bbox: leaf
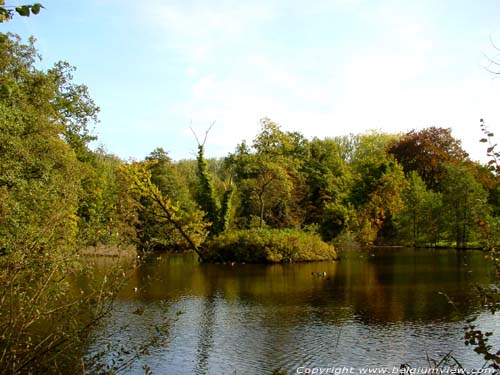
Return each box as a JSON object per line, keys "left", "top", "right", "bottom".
{"left": 15, "top": 6, "right": 30, "bottom": 17}
{"left": 31, "top": 3, "right": 42, "bottom": 15}
{"left": 488, "top": 133, "right": 495, "bottom": 137}
{"left": 480, "top": 138, "right": 488, "bottom": 143}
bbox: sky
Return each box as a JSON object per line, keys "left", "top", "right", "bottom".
{"left": 3, "top": 0, "right": 500, "bottom": 163}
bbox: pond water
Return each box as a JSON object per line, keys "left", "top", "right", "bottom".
{"left": 88, "top": 248, "right": 500, "bottom": 374}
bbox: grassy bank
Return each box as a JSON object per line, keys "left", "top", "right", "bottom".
{"left": 204, "top": 228, "right": 339, "bottom": 263}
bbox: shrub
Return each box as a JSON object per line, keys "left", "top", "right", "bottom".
{"left": 205, "top": 228, "right": 338, "bottom": 263}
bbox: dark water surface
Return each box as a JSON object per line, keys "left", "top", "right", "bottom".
{"left": 89, "top": 248, "right": 500, "bottom": 374}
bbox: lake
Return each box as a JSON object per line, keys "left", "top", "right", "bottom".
{"left": 87, "top": 247, "right": 500, "bottom": 374}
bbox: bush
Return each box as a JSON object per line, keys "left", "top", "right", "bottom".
{"left": 205, "top": 228, "right": 338, "bottom": 263}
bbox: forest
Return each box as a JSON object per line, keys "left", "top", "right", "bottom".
{"left": 2, "top": 33, "right": 500, "bottom": 260}
{"left": 2, "top": 30, "right": 500, "bottom": 373}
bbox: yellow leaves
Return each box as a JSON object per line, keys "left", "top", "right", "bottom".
{"left": 119, "top": 161, "right": 209, "bottom": 252}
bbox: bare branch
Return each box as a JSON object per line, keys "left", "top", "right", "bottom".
{"left": 190, "top": 121, "right": 216, "bottom": 147}
{"left": 202, "top": 121, "right": 216, "bottom": 146}
{"left": 482, "top": 35, "right": 500, "bottom": 76}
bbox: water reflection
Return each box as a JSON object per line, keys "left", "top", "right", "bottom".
{"left": 88, "top": 248, "right": 499, "bottom": 374}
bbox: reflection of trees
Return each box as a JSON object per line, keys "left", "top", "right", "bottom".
{"left": 194, "top": 296, "right": 216, "bottom": 375}
{"left": 91, "top": 249, "right": 491, "bottom": 327}
{"left": 89, "top": 251, "right": 488, "bottom": 328}
{"left": 342, "top": 248, "right": 487, "bottom": 324}
{"left": 85, "top": 249, "right": 496, "bottom": 372}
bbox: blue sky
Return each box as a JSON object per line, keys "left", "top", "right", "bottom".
{"left": 3, "top": 0, "right": 500, "bottom": 162}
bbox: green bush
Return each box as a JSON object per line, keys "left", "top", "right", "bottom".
{"left": 205, "top": 228, "right": 338, "bottom": 263}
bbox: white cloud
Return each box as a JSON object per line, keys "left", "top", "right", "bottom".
{"left": 123, "top": 0, "right": 500, "bottom": 163}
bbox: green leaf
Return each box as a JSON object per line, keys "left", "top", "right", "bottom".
{"left": 31, "top": 3, "right": 43, "bottom": 15}
{"left": 480, "top": 138, "right": 488, "bottom": 143}
{"left": 488, "top": 132, "right": 495, "bottom": 137}
{"left": 15, "top": 6, "right": 30, "bottom": 17}
{"left": 0, "top": 7, "right": 10, "bottom": 20}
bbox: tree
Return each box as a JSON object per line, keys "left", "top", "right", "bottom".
{"left": 300, "top": 137, "right": 353, "bottom": 240}
{"left": 121, "top": 161, "right": 209, "bottom": 258}
{"left": 349, "top": 132, "right": 407, "bottom": 245}
{"left": 0, "top": 33, "right": 112, "bottom": 373}
{"left": 441, "top": 164, "right": 489, "bottom": 248}
{"left": 191, "top": 125, "right": 233, "bottom": 236}
{"left": 227, "top": 119, "right": 305, "bottom": 229}
{"left": 0, "top": 34, "right": 98, "bottom": 255}
{"left": 388, "top": 127, "right": 469, "bottom": 191}
{"left": 132, "top": 148, "right": 199, "bottom": 251}
{"left": 396, "top": 171, "right": 443, "bottom": 246}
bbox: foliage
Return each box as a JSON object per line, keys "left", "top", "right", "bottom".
{"left": 205, "top": 228, "right": 338, "bottom": 263}
{"left": 388, "top": 127, "right": 469, "bottom": 191}
{"left": 133, "top": 148, "right": 198, "bottom": 251}
{"left": 480, "top": 118, "right": 500, "bottom": 175}
{"left": 195, "top": 144, "right": 221, "bottom": 231}
{"left": 348, "top": 132, "right": 407, "bottom": 245}
{"left": 226, "top": 119, "right": 305, "bottom": 230}
{"left": 120, "top": 161, "right": 209, "bottom": 258}
{"left": 0, "top": 33, "right": 132, "bottom": 374}
{"left": 441, "top": 164, "right": 489, "bottom": 248}
{"left": 0, "top": 2, "right": 43, "bottom": 23}
{"left": 191, "top": 125, "right": 233, "bottom": 236}
{"left": 461, "top": 120, "right": 500, "bottom": 370}
{"left": 0, "top": 34, "right": 96, "bottom": 256}
{"left": 77, "top": 148, "right": 138, "bottom": 247}
{"left": 300, "top": 137, "right": 353, "bottom": 240}
{"left": 396, "top": 171, "right": 443, "bottom": 246}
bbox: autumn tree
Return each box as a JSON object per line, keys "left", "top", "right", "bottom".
{"left": 388, "top": 127, "right": 469, "bottom": 191}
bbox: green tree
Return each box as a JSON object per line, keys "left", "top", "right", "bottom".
{"left": 441, "top": 164, "right": 489, "bottom": 248}
{"left": 121, "top": 161, "right": 209, "bottom": 258}
{"left": 396, "top": 171, "right": 443, "bottom": 246}
{"left": 0, "top": 34, "right": 97, "bottom": 255}
{"left": 133, "top": 148, "right": 199, "bottom": 251}
{"left": 300, "top": 137, "right": 353, "bottom": 240}
{"left": 191, "top": 126, "right": 233, "bottom": 236}
{"left": 349, "top": 132, "right": 407, "bottom": 245}
{"left": 0, "top": 34, "right": 115, "bottom": 373}
{"left": 227, "top": 119, "right": 305, "bottom": 229}
{"left": 77, "top": 148, "right": 138, "bottom": 247}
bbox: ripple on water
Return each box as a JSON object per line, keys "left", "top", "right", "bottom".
{"left": 89, "top": 249, "right": 500, "bottom": 374}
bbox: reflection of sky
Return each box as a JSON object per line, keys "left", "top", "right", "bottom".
{"left": 88, "top": 249, "right": 500, "bottom": 374}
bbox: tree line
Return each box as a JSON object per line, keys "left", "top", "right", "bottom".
{"left": 2, "top": 35, "right": 498, "bottom": 260}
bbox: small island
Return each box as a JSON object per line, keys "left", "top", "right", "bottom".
{"left": 204, "top": 228, "right": 338, "bottom": 263}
